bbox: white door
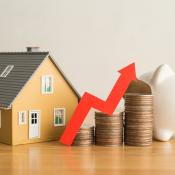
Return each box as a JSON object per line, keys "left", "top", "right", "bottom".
{"left": 29, "top": 110, "right": 40, "bottom": 139}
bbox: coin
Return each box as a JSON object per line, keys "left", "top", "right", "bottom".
{"left": 95, "top": 112, "right": 123, "bottom": 146}
{"left": 124, "top": 93, "right": 153, "bottom": 147}
{"left": 72, "top": 126, "right": 94, "bottom": 146}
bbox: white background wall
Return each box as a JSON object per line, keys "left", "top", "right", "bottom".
{"left": 0, "top": 0, "right": 175, "bottom": 122}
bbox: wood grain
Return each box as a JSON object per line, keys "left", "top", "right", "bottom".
{"left": 0, "top": 140, "right": 175, "bottom": 175}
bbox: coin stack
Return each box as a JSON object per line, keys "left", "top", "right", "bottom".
{"left": 124, "top": 93, "right": 153, "bottom": 146}
{"left": 72, "top": 125, "right": 94, "bottom": 146}
{"left": 95, "top": 112, "right": 123, "bottom": 146}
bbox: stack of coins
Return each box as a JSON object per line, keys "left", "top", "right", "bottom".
{"left": 124, "top": 93, "right": 153, "bottom": 146}
{"left": 95, "top": 112, "right": 123, "bottom": 146}
{"left": 72, "top": 125, "right": 94, "bottom": 146}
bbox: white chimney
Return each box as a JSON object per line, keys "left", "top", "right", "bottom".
{"left": 26, "top": 47, "right": 40, "bottom": 52}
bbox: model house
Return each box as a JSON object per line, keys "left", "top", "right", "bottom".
{"left": 0, "top": 47, "right": 80, "bottom": 145}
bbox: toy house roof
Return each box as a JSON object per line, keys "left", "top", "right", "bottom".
{"left": 0, "top": 52, "right": 80, "bottom": 108}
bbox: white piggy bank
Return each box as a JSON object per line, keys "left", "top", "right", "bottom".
{"left": 140, "top": 64, "right": 175, "bottom": 141}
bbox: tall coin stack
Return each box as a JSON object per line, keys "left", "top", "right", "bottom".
{"left": 72, "top": 125, "right": 94, "bottom": 146}
{"left": 124, "top": 93, "right": 153, "bottom": 146}
{"left": 95, "top": 112, "right": 123, "bottom": 146}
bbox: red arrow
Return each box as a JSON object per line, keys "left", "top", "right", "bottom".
{"left": 60, "top": 63, "right": 136, "bottom": 145}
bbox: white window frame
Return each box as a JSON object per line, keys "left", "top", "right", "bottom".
{"left": 0, "top": 65, "right": 14, "bottom": 77}
{"left": 41, "top": 75, "right": 54, "bottom": 94}
{"left": 54, "top": 108, "right": 66, "bottom": 126}
{"left": 18, "top": 111, "right": 27, "bottom": 125}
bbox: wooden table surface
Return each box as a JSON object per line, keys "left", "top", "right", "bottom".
{"left": 0, "top": 140, "right": 175, "bottom": 175}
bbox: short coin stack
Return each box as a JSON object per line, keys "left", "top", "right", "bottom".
{"left": 124, "top": 93, "right": 153, "bottom": 146}
{"left": 95, "top": 112, "right": 123, "bottom": 146}
{"left": 72, "top": 125, "right": 94, "bottom": 146}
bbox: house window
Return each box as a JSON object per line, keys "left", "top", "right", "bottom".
{"left": 54, "top": 108, "right": 65, "bottom": 126}
{"left": 0, "top": 65, "right": 14, "bottom": 77}
{"left": 42, "top": 75, "right": 53, "bottom": 94}
{"left": 18, "top": 111, "right": 27, "bottom": 125}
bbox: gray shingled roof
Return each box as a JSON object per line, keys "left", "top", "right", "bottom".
{"left": 0, "top": 52, "right": 80, "bottom": 108}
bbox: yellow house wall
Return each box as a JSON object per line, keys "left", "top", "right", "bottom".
{"left": 0, "top": 109, "right": 12, "bottom": 145}
{"left": 12, "top": 57, "right": 78, "bottom": 145}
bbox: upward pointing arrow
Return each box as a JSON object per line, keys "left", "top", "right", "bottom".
{"left": 60, "top": 63, "right": 136, "bottom": 145}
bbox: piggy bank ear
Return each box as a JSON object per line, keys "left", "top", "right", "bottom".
{"left": 140, "top": 72, "right": 153, "bottom": 84}
{"left": 151, "top": 64, "right": 175, "bottom": 87}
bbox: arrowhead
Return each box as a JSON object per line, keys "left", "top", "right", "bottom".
{"left": 118, "top": 63, "right": 136, "bottom": 80}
